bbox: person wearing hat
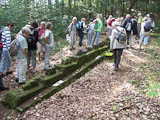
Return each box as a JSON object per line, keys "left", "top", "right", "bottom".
{"left": 110, "top": 21, "right": 127, "bottom": 71}
{"left": 68, "top": 17, "right": 77, "bottom": 50}
{"left": 146, "top": 14, "right": 152, "bottom": 23}
{"left": 137, "top": 13, "right": 143, "bottom": 38}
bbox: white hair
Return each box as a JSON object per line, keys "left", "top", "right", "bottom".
{"left": 21, "top": 27, "right": 31, "bottom": 34}
{"left": 24, "top": 24, "right": 31, "bottom": 28}
{"left": 126, "top": 14, "right": 131, "bottom": 18}
{"left": 109, "top": 15, "right": 113, "bottom": 18}
{"left": 97, "top": 14, "right": 102, "bottom": 18}
{"left": 138, "top": 13, "right": 142, "bottom": 16}
{"left": 40, "top": 21, "right": 46, "bottom": 25}
{"left": 72, "top": 17, "right": 77, "bottom": 21}
{"left": 112, "top": 21, "right": 120, "bottom": 27}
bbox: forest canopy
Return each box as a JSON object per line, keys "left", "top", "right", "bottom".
{"left": 0, "top": 0, "right": 160, "bottom": 38}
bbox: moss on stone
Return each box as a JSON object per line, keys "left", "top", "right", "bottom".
{"left": 22, "top": 75, "right": 43, "bottom": 90}
{"left": 43, "top": 72, "right": 65, "bottom": 87}
{"left": 3, "top": 89, "right": 22, "bottom": 109}
{"left": 45, "top": 67, "right": 56, "bottom": 76}
{"left": 54, "top": 62, "right": 79, "bottom": 74}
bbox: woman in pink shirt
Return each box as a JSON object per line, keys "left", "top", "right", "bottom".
{"left": 37, "top": 22, "right": 46, "bottom": 60}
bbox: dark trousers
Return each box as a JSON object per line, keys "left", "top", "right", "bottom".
{"left": 114, "top": 49, "right": 123, "bottom": 68}
{"left": 77, "top": 30, "right": 84, "bottom": 46}
{"left": 0, "top": 78, "right": 4, "bottom": 88}
{"left": 126, "top": 33, "right": 131, "bottom": 45}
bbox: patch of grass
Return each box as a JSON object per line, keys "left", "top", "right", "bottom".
{"left": 139, "top": 37, "right": 160, "bottom": 98}
{"left": 131, "top": 80, "right": 140, "bottom": 87}
{"left": 112, "top": 104, "right": 119, "bottom": 111}
{"left": 140, "top": 63, "right": 147, "bottom": 69}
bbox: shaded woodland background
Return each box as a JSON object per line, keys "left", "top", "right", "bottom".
{"left": 0, "top": 0, "right": 160, "bottom": 38}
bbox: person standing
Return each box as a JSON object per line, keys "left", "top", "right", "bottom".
{"left": 130, "top": 16, "right": 138, "bottom": 48}
{"left": 27, "top": 21, "right": 39, "bottom": 72}
{"left": 122, "top": 14, "right": 132, "bottom": 48}
{"left": 91, "top": 14, "right": 103, "bottom": 46}
{"left": 0, "top": 22, "right": 14, "bottom": 78}
{"left": 76, "top": 18, "right": 86, "bottom": 47}
{"left": 16, "top": 27, "right": 31, "bottom": 84}
{"left": 139, "top": 17, "right": 151, "bottom": 51}
{"left": 110, "top": 22, "right": 127, "bottom": 71}
{"left": 137, "top": 13, "right": 143, "bottom": 38}
{"left": 37, "top": 21, "right": 46, "bottom": 61}
{"left": 44, "top": 22, "right": 54, "bottom": 70}
{"left": 87, "top": 20, "right": 96, "bottom": 47}
{"left": 105, "top": 15, "right": 112, "bottom": 36}
{"left": 146, "top": 14, "right": 152, "bottom": 23}
{"left": 69, "top": 17, "right": 77, "bottom": 50}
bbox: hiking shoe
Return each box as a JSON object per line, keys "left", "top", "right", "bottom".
{"left": 19, "top": 82, "right": 26, "bottom": 85}
{"left": 6, "top": 71, "right": 13, "bottom": 76}
{"left": 0, "top": 74, "right": 5, "bottom": 79}
{"left": 114, "top": 67, "right": 118, "bottom": 71}
{"left": 15, "top": 78, "right": 19, "bottom": 82}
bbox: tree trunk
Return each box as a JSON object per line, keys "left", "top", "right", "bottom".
{"left": 128, "top": 0, "right": 138, "bottom": 14}
{"left": 111, "top": 0, "right": 114, "bottom": 15}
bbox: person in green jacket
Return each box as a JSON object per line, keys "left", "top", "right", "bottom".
{"left": 137, "top": 13, "right": 143, "bottom": 38}
{"left": 91, "top": 14, "right": 103, "bottom": 46}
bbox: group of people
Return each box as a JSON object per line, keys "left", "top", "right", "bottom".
{"left": 107, "top": 13, "right": 153, "bottom": 71}
{"left": 67, "top": 14, "right": 103, "bottom": 50}
{"left": 0, "top": 21, "right": 54, "bottom": 91}
{"left": 0, "top": 12, "right": 154, "bottom": 91}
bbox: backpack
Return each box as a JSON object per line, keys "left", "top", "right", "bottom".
{"left": 39, "top": 32, "right": 46, "bottom": 45}
{"left": 76, "top": 21, "right": 83, "bottom": 30}
{"left": 125, "top": 22, "right": 132, "bottom": 32}
{"left": 10, "top": 38, "right": 19, "bottom": 56}
{"left": 27, "top": 29, "right": 36, "bottom": 42}
{"left": 94, "top": 23, "right": 99, "bottom": 29}
{"left": 108, "top": 19, "right": 115, "bottom": 26}
{"left": 115, "top": 28, "right": 127, "bottom": 44}
{"left": 144, "top": 22, "right": 151, "bottom": 32}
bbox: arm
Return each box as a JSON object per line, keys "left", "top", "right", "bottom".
{"left": 19, "top": 39, "right": 28, "bottom": 57}
{"left": 2, "top": 30, "right": 11, "bottom": 50}
{"left": 110, "top": 30, "right": 115, "bottom": 50}
{"left": 122, "top": 19, "right": 127, "bottom": 28}
{"left": 68, "top": 23, "right": 72, "bottom": 36}
{"left": 140, "top": 22, "right": 145, "bottom": 35}
{"left": 44, "top": 31, "right": 50, "bottom": 45}
{"left": 22, "top": 48, "right": 28, "bottom": 57}
{"left": 45, "top": 37, "right": 50, "bottom": 45}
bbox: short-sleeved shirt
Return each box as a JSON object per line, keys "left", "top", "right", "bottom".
{"left": 16, "top": 34, "right": 28, "bottom": 59}
{"left": 45, "top": 29, "right": 54, "bottom": 47}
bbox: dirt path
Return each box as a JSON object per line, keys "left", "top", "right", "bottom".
{"left": 2, "top": 37, "right": 159, "bottom": 120}
{"left": 0, "top": 35, "right": 107, "bottom": 119}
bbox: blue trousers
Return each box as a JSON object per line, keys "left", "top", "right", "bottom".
{"left": 77, "top": 30, "right": 84, "bottom": 46}
{"left": 91, "top": 31, "right": 101, "bottom": 46}
{"left": 0, "top": 50, "right": 11, "bottom": 72}
{"left": 139, "top": 34, "right": 149, "bottom": 46}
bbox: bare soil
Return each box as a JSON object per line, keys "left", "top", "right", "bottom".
{"left": 1, "top": 37, "right": 160, "bottom": 120}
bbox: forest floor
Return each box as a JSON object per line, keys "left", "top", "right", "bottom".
{"left": 1, "top": 35, "right": 160, "bottom": 120}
